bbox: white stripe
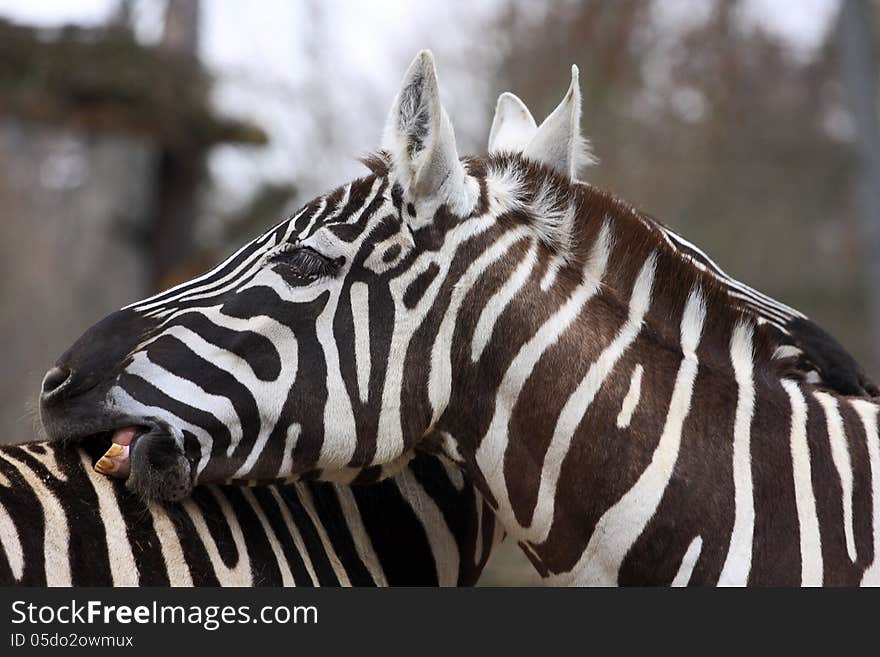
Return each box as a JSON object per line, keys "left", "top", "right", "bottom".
{"left": 616, "top": 364, "right": 644, "bottom": 429}
{"left": 539, "top": 252, "right": 566, "bottom": 291}
{"left": 782, "top": 379, "right": 823, "bottom": 586}
{"left": 278, "top": 423, "right": 301, "bottom": 480}
{"left": 282, "top": 205, "right": 318, "bottom": 241}
{"left": 80, "top": 454, "right": 139, "bottom": 586}
{"left": 523, "top": 253, "right": 656, "bottom": 545}
{"left": 241, "top": 488, "right": 295, "bottom": 586}
{"left": 4, "top": 451, "right": 71, "bottom": 586}
{"left": 147, "top": 307, "right": 300, "bottom": 479}
{"left": 558, "top": 288, "right": 706, "bottom": 586}
{"left": 343, "top": 178, "right": 383, "bottom": 225}
{"left": 128, "top": 239, "right": 263, "bottom": 311}
{"left": 671, "top": 536, "right": 703, "bottom": 587}
{"left": 301, "top": 196, "right": 328, "bottom": 240}
{"left": 718, "top": 322, "right": 756, "bottom": 586}
{"left": 350, "top": 282, "right": 372, "bottom": 404}
{"left": 182, "top": 487, "right": 252, "bottom": 586}
{"left": 663, "top": 227, "right": 803, "bottom": 319}
{"left": 25, "top": 445, "right": 68, "bottom": 482}
{"left": 773, "top": 344, "right": 802, "bottom": 360}
{"left": 727, "top": 291, "right": 793, "bottom": 325}
{"left": 164, "top": 256, "right": 270, "bottom": 308}
{"left": 334, "top": 487, "right": 388, "bottom": 586}
{"left": 138, "top": 203, "right": 314, "bottom": 312}
{"left": 471, "top": 240, "right": 538, "bottom": 363}
{"left": 476, "top": 221, "right": 611, "bottom": 508}
{"left": 296, "top": 486, "right": 351, "bottom": 586}
{"left": 396, "top": 469, "right": 460, "bottom": 586}
{"left": 146, "top": 503, "right": 193, "bottom": 586}
{"left": 270, "top": 487, "right": 319, "bottom": 585}
{"left": 0, "top": 493, "right": 23, "bottom": 581}
{"left": 315, "top": 283, "right": 358, "bottom": 470}
{"left": 429, "top": 228, "right": 529, "bottom": 425}
{"left": 850, "top": 399, "right": 880, "bottom": 585}
{"left": 814, "top": 391, "right": 857, "bottom": 563}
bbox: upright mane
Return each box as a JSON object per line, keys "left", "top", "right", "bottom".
{"left": 478, "top": 152, "right": 786, "bottom": 373}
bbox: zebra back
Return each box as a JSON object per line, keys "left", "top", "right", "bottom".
{"left": 0, "top": 439, "right": 499, "bottom": 586}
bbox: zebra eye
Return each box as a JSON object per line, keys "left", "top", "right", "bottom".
{"left": 267, "top": 245, "right": 343, "bottom": 284}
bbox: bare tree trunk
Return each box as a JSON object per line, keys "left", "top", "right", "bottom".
{"left": 837, "top": 0, "right": 880, "bottom": 365}
{"left": 152, "top": 0, "right": 202, "bottom": 290}
{"left": 161, "top": 0, "right": 200, "bottom": 60}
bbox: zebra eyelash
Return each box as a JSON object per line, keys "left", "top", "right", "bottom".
{"left": 262, "top": 242, "right": 343, "bottom": 283}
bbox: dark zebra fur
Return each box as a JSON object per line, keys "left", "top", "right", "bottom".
{"left": 0, "top": 439, "right": 499, "bottom": 586}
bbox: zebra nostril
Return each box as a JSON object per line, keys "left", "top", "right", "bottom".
{"left": 41, "top": 366, "right": 71, "bottom": 397}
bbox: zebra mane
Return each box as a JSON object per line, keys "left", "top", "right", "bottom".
{"left": 357, "top": 149, "right": 785, "bottom": 372}
{"left": 359, "top": 151, "right": 392, "bottom": 177}
{"left": 477, "top": 152, "right": 785, "bottom": 370}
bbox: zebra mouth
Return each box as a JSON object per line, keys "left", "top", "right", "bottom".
{"left": 94, "top": 425, "right": 148, "bottom": 479}
{"left": 87, "top": 419, "right": 194, "bottom": 502}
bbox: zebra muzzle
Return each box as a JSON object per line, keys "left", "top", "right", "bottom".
{"left": 94, "top": 426, "right": 138, "bottom": 479}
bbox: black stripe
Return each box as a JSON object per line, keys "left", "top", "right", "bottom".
{"left": 171, "top": 312, "right": 282, "bottom": 381}
{"left": 307, "top": 483, "right": 375, "bottom": 586}
{"left": 353, "top": 477, "right": 438, "bottom": 586}
{"left": 251, "top": 486, "right": 315, "bottom": 586}
{"left": 275, "top": 486, "right": 340, "bottom": 585}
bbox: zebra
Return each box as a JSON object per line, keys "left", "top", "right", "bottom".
{"left": 39, "top": 51, "right": 879, "bottom": 585}
{"left": 0, "top": 437, "right": 498, "bottom": 585}
{"left": 488, "top": 89, "right": 878, "bottom": 398}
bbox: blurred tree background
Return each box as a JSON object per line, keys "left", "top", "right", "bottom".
{"left": 0, "top": 0, "right": 878, "bottom": 585}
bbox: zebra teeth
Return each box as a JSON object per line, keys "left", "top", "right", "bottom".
{"left": 95, "top": 443, "right": 131, "bottom": 479}
{"left": 104, "top": 443, "right": 126, "bottom": 458}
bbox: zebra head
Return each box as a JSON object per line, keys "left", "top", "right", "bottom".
{"left": 39, "top": 51, "right": 586, "bottom": 501}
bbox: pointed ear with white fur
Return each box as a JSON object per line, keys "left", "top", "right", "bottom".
{"left": 523, "top": 65, "right": 595, "bottom": 179}
{"left": 488, "top": 92, "right": 537, "bottom": 154}
{"left": 382, "top": 51, "right": 471, "bottom": 217}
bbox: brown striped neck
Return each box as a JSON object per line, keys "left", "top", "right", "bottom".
{"left": 429, "top": 155, "right": 859, "bottom": 584}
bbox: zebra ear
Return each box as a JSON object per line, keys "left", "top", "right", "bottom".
{"left": 488, "top": 92, "right": 537, "bottom": 154}
{"left": 382, "top": 51, "right": 472, "bottom": 217}
{"left": 523, "top": 65, "right": 595, "bottom": 179}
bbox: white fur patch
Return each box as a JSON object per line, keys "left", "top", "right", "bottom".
{"left": 616, "top": 364, "right": 644, "bottom": 429}
{"left": 81, "top": 453, "right": 139, "bottom": 586}
{"left": 782, "top": 379, "right": 823, "bottom": 586}
{"left": 718, "top": 321, "right": 756, "bottom": 586}
{"left": 850, "top": 398, "right": 880, "bottom": 585}
{"left": 814, "top": 391, "right": 857, "bottom": 563}
{"left": 0, "top": 496, "right": 23, "bottom": 581}
{"left": 350, "top": 282, "right": 372, "bottom": 404}
{"left": 671, "top": 536, "right": 703, "bottom": 587}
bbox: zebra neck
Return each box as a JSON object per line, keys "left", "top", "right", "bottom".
{"left": 429, "top": 183, "right": 880, "bottom": 584}
{"left": 442, "top": 274, "right": 880, "bottom": 584}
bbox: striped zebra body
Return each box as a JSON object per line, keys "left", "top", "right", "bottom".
{"left": 442, "top": 203, "right": 880, "bottom": 585}
{"left": 0, "top": 440, "right": 498, "bottom": 586}
{"left": 37, "top": 52, "right": 878, "bottom": 586}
